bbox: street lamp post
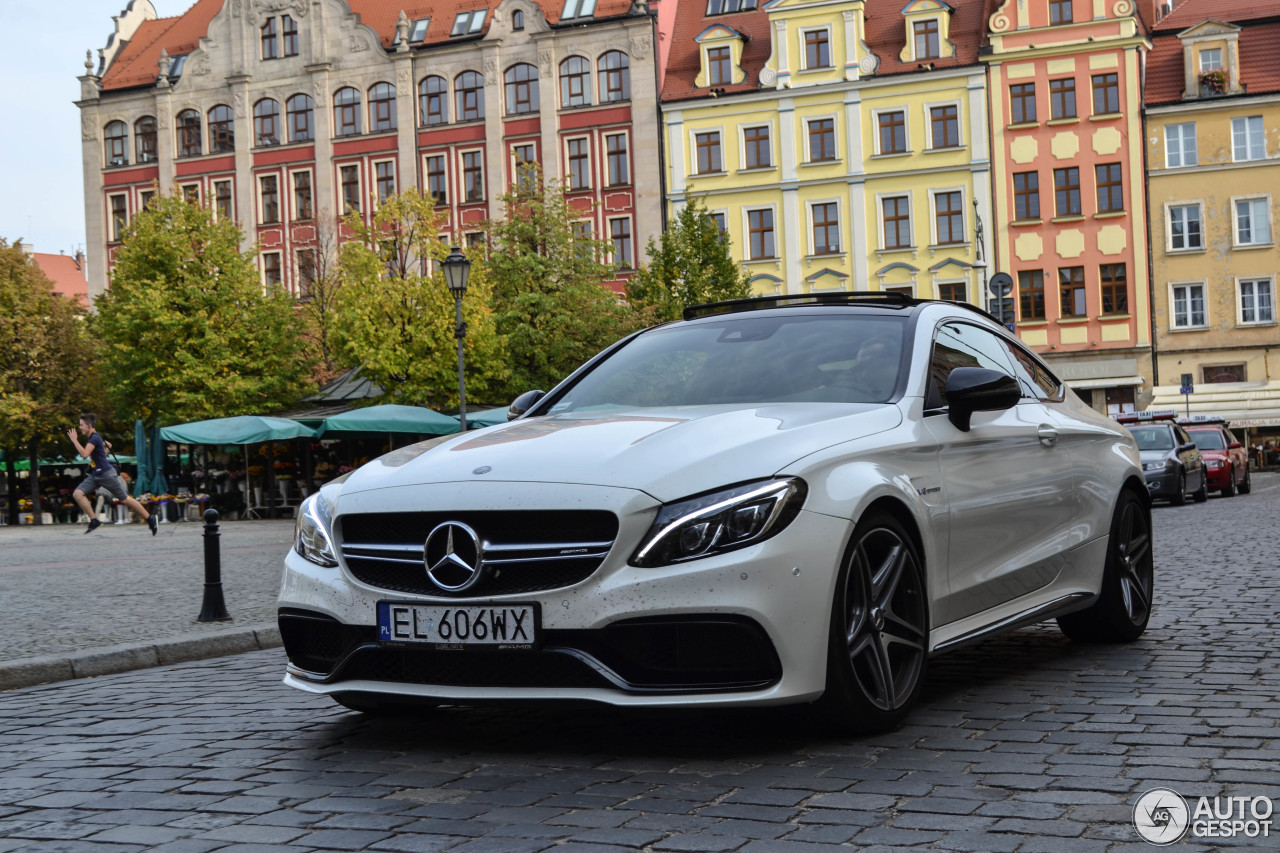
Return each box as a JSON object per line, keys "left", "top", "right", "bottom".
{"left": 442, "top": 246, "right": 472, "bottom": 431}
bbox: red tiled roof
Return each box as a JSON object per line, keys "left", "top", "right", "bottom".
{"left": 100, "top": 0, "right": 635, "bottom": 92}
{"left": 1145, "top": 0, "right": 1280, "bottom": 106}
{"left": 31, "top": 253, "right": 90, "bottom": 304}
{"left": 1154, "top": 0, "right": 1280, "bottom": 31}
{"left": 863, "top": 0, "right": 989, "bottom": 78}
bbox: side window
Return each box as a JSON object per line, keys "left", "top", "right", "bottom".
{"left": 1004, "top": 342, "right": 1062, "bottom": 400}
{"left": 925, "top": 322, "right": 1016, "bottom": 409}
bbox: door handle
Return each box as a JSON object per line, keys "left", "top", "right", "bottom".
{"left": 1038, "top": 424, "right": 1059, "bottom": 446}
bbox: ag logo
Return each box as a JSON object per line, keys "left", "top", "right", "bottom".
{"left": 1134, "top": 787, "right": 1189, "bottom": 845}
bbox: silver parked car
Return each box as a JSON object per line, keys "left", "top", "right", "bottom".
{"left": 280, "top": 294, "right": 1153, "bottom": 732}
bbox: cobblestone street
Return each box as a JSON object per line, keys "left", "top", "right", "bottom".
{"left": 0, "top": 479, "right": 1277, "bottom": 851}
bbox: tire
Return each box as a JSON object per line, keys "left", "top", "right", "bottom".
{"left": 1171, "top": 471, "right": 1186, "bottom": 505}
{"left": 333, "top": 692, "right": 438, "bottom": 716}
{"left": 1057, "top": 490, "right": 1153, "bottom": 643}
{"left": 1222, "top": 465, "right": 1236, "bottom": 497}
{"left": 1239, "top": 465, "right": 1252, "bottom": 495}
{"left": 1193, "top": 472, "right": 1208, "bottom": 503}
{"left": 817, "top": 511, "right": 928, "bottom": 734}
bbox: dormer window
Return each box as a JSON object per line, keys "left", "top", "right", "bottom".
{"left": 914, "top": 20, "right": 939, "bottom": 60}
{"left": 804, "top": 29, "right": 831, "bottom": 70}
{"left": 563, "top": 0, "right": 598, "bottom": 20}
{"left": 1199, "top": 48, "right": 1222, "bottom": 71}
{"left": 706, "top": 0, "right": 757, "bottom": 14}
{"left": 168, "top": 54, "right": 187, "bottom": 81}
{"left": 410, "top": 18, "right": 429, "bottom": 42}
{"left": 708, "top": 46, "right": 732, "bottom": 85}
{"left": 451, "top": 10, "right": 486, "bottom": 36}
{"left": 512, "top": 10, "right": 524, "bottom": 30}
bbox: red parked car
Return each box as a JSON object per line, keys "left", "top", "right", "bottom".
{"left": 1180, "top": 416, "right": 1251, "bottom": 497}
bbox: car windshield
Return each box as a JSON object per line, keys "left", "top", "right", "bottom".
{"left": 546, "top": 314, "right": 908, "bottom": 413}
{"left": 1187, "top": 429, "right": 1226, "bottom": 451}
{"left": 1128, "top": 425, "right": 1175, "bottom": 451}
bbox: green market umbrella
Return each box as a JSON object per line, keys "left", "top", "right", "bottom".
{"left": 150, "top": 425, "right": 169, "bottom": 497}
{"left": 459, "top": 407, "right": 510, "bottom": 429}
{"left": 316, "top": 405, "right": 460, "bottom": 437}
{"left": 133, "top": 419, "right": 153, "bottom": 497}
{"left": 160, "top": 415, "right": 316, "bottom": 445}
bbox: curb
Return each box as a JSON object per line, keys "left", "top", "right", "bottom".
{"left": 0, "top": 624, "right": 283, "bottom": 692}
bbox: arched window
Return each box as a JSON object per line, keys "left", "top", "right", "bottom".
{"left": 334, "top": 87, "right": 361, "bottom": 136}
{"left": 513, "top": 10, "right": 525, "bottom": 30}
{"left": 368, "top": 82, "right": 396, "bottom": 133}
{"left": 455, "top": 71, "right": 484, "bottom": 122}
{"left": 135, "top": 116, "right": 157, "bottom": 163}
{"left": 208, "top": 104, "right": 234, "bottom": 152}
{"left": 254, "top": 99, "right": 280, "bottom": 146}
{"left": 419, "top": 75, "right": 448, "bottom": 126}
{"left": 286, "top": 93, "right": 313, "bottom": 142}
{"left": 104, "top": 120, "right": 128, "bottom": 167}
{"left": 504, "top": 63, "right": 539, "bottom": 115}
{"left": 560, "top": 56, "right": 591, "bottom": 108}
{"left": 177, "top": 109, "right": 201, "bottom": 157}
{"left": 599, "top": 51, "right": 630, "bottom": 103}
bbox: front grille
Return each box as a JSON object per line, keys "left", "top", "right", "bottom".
{"left": 332, "top": 645, "right": 612, "bottom": 689}
{"left": 338, "top": 510, "right": 619, "bottom": 597}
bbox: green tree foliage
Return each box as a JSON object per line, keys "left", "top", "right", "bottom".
{"left": 295, "top": 209, "right": 348, "bottom": 384}
{"left": 332, "top": 190, "right": 506, "bottom": 408}
{"left": 94, "top": 192, "right": 311, "bottom": 424}
{"left": 483, "top": 166, "right": 642, "bottom": 396}
{"left": 627, "top": 196, "right": 751, "bottom": 324}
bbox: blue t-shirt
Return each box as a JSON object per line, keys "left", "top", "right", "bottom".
{"left": 86, "top": 433, "right": 113, "bottom": 475}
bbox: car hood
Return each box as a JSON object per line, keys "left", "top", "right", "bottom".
{"left": 337, "top": 404, "right": 902, "bottom": 503}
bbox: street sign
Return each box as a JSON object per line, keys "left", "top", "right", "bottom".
{"left": 988, "top": 271, "right": 1014, "bottom": 298}
{"left": 987, "top": 296, "right": 1014, "bottom": 318}
{"left": 1180, "top": 373, "right": 1194, "bottom": 395}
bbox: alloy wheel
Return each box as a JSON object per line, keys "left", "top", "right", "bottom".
{"left": 1114, "top": 498, "right": 1153, "bottom": 626}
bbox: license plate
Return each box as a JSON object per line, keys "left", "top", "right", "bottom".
{"left": 377, "top": 602, "right": 539, "bottom": 650}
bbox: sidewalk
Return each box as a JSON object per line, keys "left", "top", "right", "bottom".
{"left": 0, "top": 516, "right": 295, "bottom": 691}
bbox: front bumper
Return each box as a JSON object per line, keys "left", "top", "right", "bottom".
{"left": 1143, "top": 466, "right": 1181, "bottom": 499}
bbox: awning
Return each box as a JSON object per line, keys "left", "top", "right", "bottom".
{"left": 1149, "top": 381, "right": 1280, "bottom": 428}
{"left": 317, "top": 404, "right": 460, "bottom": 437}
{"left": 1065, "top": 375, "right": 1146, "bottom": 391}
{"left": 160, "top": 416, "right": 317, "bottom": 445}
{"left": 460, "top": 407, "right": 510, "bottom": 429}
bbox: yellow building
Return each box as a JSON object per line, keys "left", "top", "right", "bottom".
{"left": 1145, "top": 4, "right": 1280, "bottom": 441}
{"left": 660, "top": 0, "right": 993, "bottom": 304}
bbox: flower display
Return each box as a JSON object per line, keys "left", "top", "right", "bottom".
{"left": 1199, "top": 69, "right": 1227, "bottom": 94}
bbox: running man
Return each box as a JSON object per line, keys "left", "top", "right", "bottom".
{"left": 67, "top": 413, "right": 157, "bottom": 535}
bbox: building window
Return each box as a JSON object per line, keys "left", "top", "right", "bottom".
{"left": 177, "top": 110, "right": 201, "bottom": 157}
{"left": 1014, "top": 171, "right": 1040, "bottom": 220}
{"left": 1049, "top": 0, "right": 1072, "bottom": 24}
{"left": 426, "top": 154, "right": 447, "bottom": 205}
{"left": 286, "top": 94, "right": 313, "bottom": 143}
{"left": 511, "top": 143, "right": 536, "bottom": 194}
{"left": 369, "top": 83, "right": 396, "bottom": 133}
{"left": 505, "top": 63, "right": 539, "bottom": 115}
{"left": 804, "top": 30, "right": 830, "bottom": 69}
{"left": 134, "top": 116, "right": 156, "bottom": 163}
{"left": 1232, "top": 116, "right": 1264, "bottom": 161}
{"left": 563, "top": 0, "right": 598, "bottom": 20}
{"left": 1010, "top": 83, "right": 1036, "bottom": 124}
{"left": 456, "top": 71, "right": 484, "bottom": 122}
{"left": 292, "top": 171, "right": 312, "bottom": 220}
{"left": 706, "top": 0, "right": 758, "bottom": 12}
{"left": 282, "top": 15, "right": 298, "bottom": 56}
{"left": 205, "top": 105, "right": 233, "bottom": 153}
{"left": 934, "top": 191, "right": 963, "bottom": 245}
{"left": 567, "top": 138, "right": 590, "bottom": 190}
{"left": 914, "top": 20, "right": 939, "bottom": 59}
{"left": 1169, "top": 203, "right": 1202, "bottom": 251}
{"left": 1199, "top": 48, "right": 1222, "bottom": 71}
{"left": 747, "top": 208, "right": 775, "bottom": 259}
{"left": 214, "top": 180, "right": 232, "bottom": 220}
{"left": 560, "top": 57, "right": 591, "bottom": 108}
{"left": 109, "top": 194, "right": 127, "bottom": 242}
{"left": 812, "top": 202, "right": 839, "bottom": 255}
{"left": 254, "top": 99, "right": 280, "bottom": 147}
{"left": 104, "top": 121, "right": 128, "bottom": 167}
{"left": 935, "top": 282, "right": 963, "bottom": 302}
{"left": 140, "top": 190, "right": 156, "bottom": 211}
{"left": 1096, "top": 163, "right": 1123, "bottom": 213}
{"left": 929, "top": 105, "right": 959, "bottom": 149}
{"left": 710, "top": 212, "right": 727, "bottom": 235}
{"left": 451, "top": 9, "right": 486, "bottom": 35}
{"left": 1166, "top": 122, "right": 1196, "bottom": 167}
{"left": 1059, "top": 267, "right": 1085, "bottom": 317}
{"left": 419, "top": 76, "right": 448, "bottom": 125}
{"left": 462, "top": 151, "right": 484, "bottom": 202}
{"left": 707, "top": 46, "right": 731, "bottom": 86}
{"left": 260, "top": 174, "right": 280, "bottom": 224}
{"left": 181, "top": 183, "right": 200, "bottom": 204}
{"left": 262, "top": 252, "right": 282, "bottom": 289}
{"left": 1172, "top": 282, "right": 1206, "bottom": 328}
{"left": 340, "top": 164, "right": 360, "bottom": 212}
{"left": 1235, "top": 197, "right": 1271, "bottom": 246}
{"left": 334, "top": 87, "right": 361, "bottom": 137}
{"left": 878, "top": 111, "right": 906, "bottom": 154}
{"left": 1239, "top": 278, "right": 1275, "bottom": 324}
{"left": 261, "top": 18, "right": 277, "bottom": 60}
{"left": 610, "top": 218, "right": 633, "bottom": 268}
{"left": 1049, "top": 78, "right": 1076, "bottom": 119}
{"left": 1092, "top": 73, "right": 1119, "bottom": 115}
{"left": 599, "top": 51, "right": 630, "bottom": 102}
{"left": 808, "top": 118, "right": 836, "bottom": 161}
{"left": 606, "top": 133, "right": 629, "bottom": 186}
{"left": 695, "top": 131, "right": 722, "bottom": 173}
{"left": 375, "top": 161, "right": 395, "bottom": 203}
{"left": 1019, "top": 269, "right": 1045, "bottom": 320}
{"left": 882, "top": 196, "right": 911, "bottom": 249}
{"left": 1054, "top": 167, "right": 1081, "bottom": 216}
{"left": 743, "top": 125, "right": 771, "bottom": 169}
{"left": 1100, "top": 263, "right": 1127, "bottom": 314}
{"left": 512, "top": 10, "right": 524, "bottom": 30}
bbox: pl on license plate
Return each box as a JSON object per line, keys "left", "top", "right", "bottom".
{"left": 377, "top": 602, "right": 539, "bottom": 650}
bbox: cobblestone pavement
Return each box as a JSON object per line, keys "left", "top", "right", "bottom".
{"left": 0, "top": 478, "right": 1277, "bottom": 851}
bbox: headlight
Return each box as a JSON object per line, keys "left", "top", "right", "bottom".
{"left": 1143, "top": 461, "right": 1165, "bottom": 472}
{"left": 1206, "top": 460, "right": 1224, "bottom": 469}
{"left": 294, "top": 492, "right": 339, "bottom": 567}
{"left": 630, "top": 478, "right": 806, "bottom": 568}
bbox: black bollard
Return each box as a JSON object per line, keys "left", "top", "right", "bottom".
{"left": 197, "top": 508, "right": 232, "bottom": 622}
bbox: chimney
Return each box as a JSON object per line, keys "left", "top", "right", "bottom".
{"left": 75, "top": 250, "right": 85, "bottom": 271}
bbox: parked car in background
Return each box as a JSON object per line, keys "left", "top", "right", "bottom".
{"left": 1180, "top": 415, "right": 1251, "bottom": 497}
{"left": 281, "top": 293, "right": 1153, "bottom": 733}
{"left": 1117, "top": 411, "right": 1207, "bottom": 505}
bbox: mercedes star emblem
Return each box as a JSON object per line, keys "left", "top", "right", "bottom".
{"left": 423, "top": 521, "right": 484, "bottom": 592}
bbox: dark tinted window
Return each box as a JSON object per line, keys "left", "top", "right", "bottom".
{"left": 926, "top": 322, "right": 1015, "bottom": 409}
{"left": 1186, "top": 428, "right": 1225, "bottom": 451}
{"left": 1128, "top": 426, "right": 1174, "bottom": 451}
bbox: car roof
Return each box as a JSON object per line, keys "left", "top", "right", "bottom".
{"left": 683, "top": 292, "right": 1002, "bottom": 324}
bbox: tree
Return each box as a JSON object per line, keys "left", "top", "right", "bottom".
{"left": 483, "top": 166, "right": 643, "bottom": 397}
{"left": 296, "top": 209, "right": 348, "bottom": 384}
{"left": 332, "top": 190, "right": 506, "bottom": 408}
{"left": 93, "top": 192, "right": 312, "bottom": 425}
{"left": 627, "top": 195, "right": 751, "bottom": 324}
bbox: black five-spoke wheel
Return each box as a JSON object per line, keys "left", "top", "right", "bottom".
{"left": 1058, "top": 489, "right": 1153, "bottom": 643}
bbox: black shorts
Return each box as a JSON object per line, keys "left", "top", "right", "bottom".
{"left": 76, "top": 470, "right": 129, "bottom": 502}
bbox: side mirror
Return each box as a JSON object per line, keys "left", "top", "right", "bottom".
{"left": 508, "top": 390, "right": 545, "bottom": 420}
{"left": 945, "top": 368, "right": 1021, "bottom": 432}
{"left": 1229, "top": 441, "right": 1243, "bottom": 450}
